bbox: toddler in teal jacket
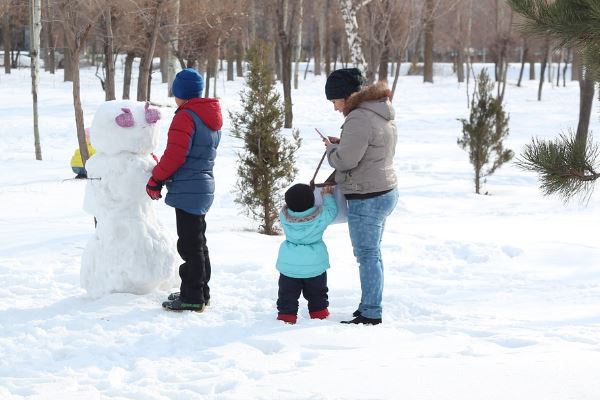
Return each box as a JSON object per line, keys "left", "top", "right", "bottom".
{"left": 276, "top": 183, "right": 338, "bottom": 324}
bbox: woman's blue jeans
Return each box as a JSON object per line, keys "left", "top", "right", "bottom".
{"left": 347, "top": 188, "right": 398, "bottom": 319}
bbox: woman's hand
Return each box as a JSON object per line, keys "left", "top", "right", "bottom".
{"left": 327, "top": 136, "right": 340, "bottom": 144}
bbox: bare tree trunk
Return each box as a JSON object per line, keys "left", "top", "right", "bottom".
{"left": 293, "top": 0, "right": 304, "bottom": 89}
{"left": 538, "top": 40, "right": 549, "bottom": 101}
{"left": 571, "top": 49, "right": 581, "bottom": 81}
{"left": 556, "top": 48, "right": 563, "bottom": 87}
{"left": 562, "top": 48, "right": 569, "bottom": 87}
{"left": 323, "top": 0, "right": 331, "bottom": 76}
{"left": 378, "top": 45, "right": 389, "bottom": 82}
{"left": 277, "top": 0, "right": 300, "bottom": 128}
{"left": 576, "top": 76, "right": 595, "bottom": 144}
{"left": 160, "top": 55, "right": 167, "bottom": 83}
{"left": 41, "top": 2, "right": 50, "bottom": 73}
{"left": 204, "top": 59, "right": 212, "bottom": 98}
{"left": 466, "top": 0, "right": 473, "bottom": 86}
{"left": 529, "top": 58, "right": 535, "bottom": 80}
{"left": 137, "top": 1, "right": 164, "bottom": 102}
{"left": 235, "top": 32, "right": 244, "bottom": 77}
{"left": 122, "top": 52, "right": 134, "bottom": 99}
{"left": 30, "top": 0, "right": 42, "bottom": 160}
{"left": 517, "top": 38, "right": 527, "bottom": 87}
{"left": 423, "top": 0, "right": 434, "bottom": 83}
{"left": 60, "top": 17, "right": 93, "bottom": 165}
{"left": 390, "top": 59, "right": 401, "bottom": 100}
{"left": 455, "top": 3, "right": 464, "bottom": 83}
{"left": 64, "top": 45, "right": 74, "bottom": 81}
{"left": 103, "top": 7, "right": 115, "bottom": 101}
{"left": 167, "top": 0, "right": 180, "bottom": 96}
{"left": 213, "top": 39, "right": 220, "bottom": 98}
{"left": 47, "top": 2, "right": 56, "bottom": 74}
{"left": 280, "top": 31, "right": 293, "bottom": 127}
{"left": 73, "top": 51, "right": 88, "bottom": 164}
{"left": 3, "top": 12, "right": 11, "bottom": 74}
{"left": 226, "top": 43, "right": 234, "bottom": 81}
{"left": 314, "top": 18, "right": 321, "bottom": 76}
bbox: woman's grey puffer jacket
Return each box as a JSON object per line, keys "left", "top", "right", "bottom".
{"left": 326, "top": 81, "right": 398, "bottom": 195}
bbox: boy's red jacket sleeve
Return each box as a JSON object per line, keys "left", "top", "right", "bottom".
{"left": 152, "top": 111, "right": 195, "bottom": 182}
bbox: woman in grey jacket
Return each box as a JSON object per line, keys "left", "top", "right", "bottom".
{"left": 324, "top": 68, "right": 399, "bottom": 325}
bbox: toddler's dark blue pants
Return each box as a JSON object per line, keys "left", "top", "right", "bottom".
{"left": 277, "top": 272, "right": 328, "bottom": 315}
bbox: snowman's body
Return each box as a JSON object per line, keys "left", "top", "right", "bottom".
{"left": 81, "top": 100, "right": 178, "bottom": 297}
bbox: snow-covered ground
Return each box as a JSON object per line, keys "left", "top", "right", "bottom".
{"left": 1, "top": 62, "right": 599, "bottom": 400}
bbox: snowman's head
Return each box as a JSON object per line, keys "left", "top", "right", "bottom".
{"left": 91, "top": 100, "right": 162, "bottom": 155}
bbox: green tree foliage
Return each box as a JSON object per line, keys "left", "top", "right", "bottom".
{"left": 508, "top": 0, "right": 600, "bottom": 81}
{"left": 508, "top": 0, "right": 600, "bottom": 201}
{"left": 518, "top": 132, "right": 600, "bottom": 202}
{"left": 230, "top": 42, "right": 301, "bottom": 235}
{"left": 458, "top": 69, "right": 514, "bottom": 194}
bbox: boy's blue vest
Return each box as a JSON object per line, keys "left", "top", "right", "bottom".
{"left": 165, "top": 109, "right": 221, "bottom": 215}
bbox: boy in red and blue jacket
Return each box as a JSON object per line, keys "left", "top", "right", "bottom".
{"left": 146, "top": 68, "right": 222, "bottom": 312}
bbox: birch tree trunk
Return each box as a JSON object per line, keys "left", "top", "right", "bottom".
{"left": 30, "top": 0, "right": 42, "bottom": 160}
{"left": 339, "top": 0, "right": 368, "bottom": 72}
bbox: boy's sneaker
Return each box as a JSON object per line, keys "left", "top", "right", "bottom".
{"left": 341, "top": 315, "right": 381, "bottom": 325}
{"left": 309, "top": 308, "right": 330, "bottom": 320}
{"left": 277, "top": 313, "right": 297, "bottom": 324}
{"left": 167, "top": 292, "right": 210, "bottom": 307}
{"left": 352, "top": 310, "right": 362, "bottom": 317}
{"left": 162, "top": 298, "right": 205, "bottom": 312}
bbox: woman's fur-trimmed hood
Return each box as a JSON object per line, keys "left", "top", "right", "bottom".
{"left": 343, "top": 81, "right": 392, "bottom": 116}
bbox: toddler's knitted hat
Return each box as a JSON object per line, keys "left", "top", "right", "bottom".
{"left": 285, "top": 184, "right": 315, "bottom": 212}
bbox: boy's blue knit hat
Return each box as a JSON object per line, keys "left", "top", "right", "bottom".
{"left": 172, "top": 68, "right": 204, "bottom": 100}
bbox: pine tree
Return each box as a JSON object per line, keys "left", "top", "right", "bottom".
{"left": 230, "top": 42, "right": 301, "bottom": 235}
{"left": 458, "top": 69, "right": 514, "bottom": 194}
{"left": 508, "top": 0, "right": 600, "bottom": 201}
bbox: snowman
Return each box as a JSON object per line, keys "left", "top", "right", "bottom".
{"left": 81, "top": 100, "right": 178, "bottom": 297}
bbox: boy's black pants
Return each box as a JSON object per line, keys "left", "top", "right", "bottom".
{"left": 176, "top": 208, "right": 211, "bottom": 304}
{"left": 277, "top": 272, "right": 328, "bottom": 315}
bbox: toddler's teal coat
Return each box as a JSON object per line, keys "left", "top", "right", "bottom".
{"left": 276, "top": 195, "right": 338, "bottom": 279}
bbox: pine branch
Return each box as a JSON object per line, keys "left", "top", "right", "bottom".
{"left": 517, "top": 132, "right": 600, "bottom": 202}
{"left": 508, "top": 0, "right": 600, "bottom": 47}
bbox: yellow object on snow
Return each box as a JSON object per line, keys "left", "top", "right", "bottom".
{"left": 70, "top": 143, "right": 96, "bottom": 168}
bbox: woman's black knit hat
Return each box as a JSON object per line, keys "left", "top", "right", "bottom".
{"left": 325, "top": 68, "right": 364, "bottom": 100}
{"left": 285, "top": 184, "right": 315, "bottom": 212}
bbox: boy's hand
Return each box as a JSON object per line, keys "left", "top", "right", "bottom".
{"left": 327, "top": 136, "right": 340, "bottom": 144}
{"left": 321, "top": 185, "right": 334, "bottom": 195}
{"left": 146, "top": 177, "right": 163, "bottom": 200}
